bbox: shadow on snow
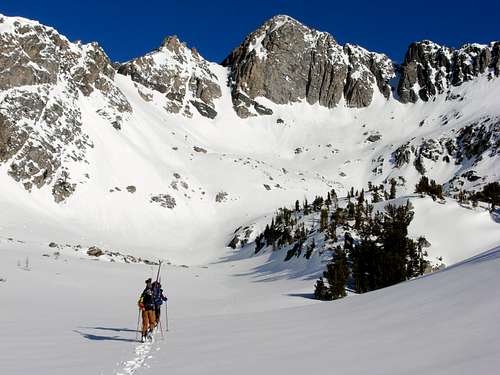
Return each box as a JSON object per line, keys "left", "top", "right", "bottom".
{"left": 214, "top": 244, "right": 326, "bottom": 283}
{"left": 74, "top": 328, "right": 138, "bottom": 343}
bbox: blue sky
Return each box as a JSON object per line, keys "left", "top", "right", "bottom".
{"left": 1, "top": 0, "right": 499, "bottom": 63}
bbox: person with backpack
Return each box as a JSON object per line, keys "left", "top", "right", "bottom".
{"left": 138, "top": 278, "right": 156, "bottom": 342}
{"left": 152, "top": 281, "right": 168, "bottom": 326}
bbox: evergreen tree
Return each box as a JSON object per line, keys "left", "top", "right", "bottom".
{"left": 378, "top": 202, "right": 415, "bottom": 287}
{"left": 354, "top": 203, "right": 363, "bottom": 230}
{"left": 325, "top": 192, "right": 332, "bottom": 207}
{"left": 415, "top": 176, "right": 444, "bottom": 200}
{"left": 331, "top": 189, "right": 339, "bottom": 210}
{"left": 389, "top": 178, "right": 397, "bottom": 199}
{"left": 312, "top": 196, "right": 324, "bottom": 212}
{"left": 346, "top": 202, "right": 355, "bottom": 220}
{"left": 344, "top": 232, "right": 354, "bottom": 254}
{"left": 320, "top": 208, "right": 329, "bottom": 232}
{"left": 357, "top": 189, "right": 365, "bottom": 205}
{"left": 406, "top": 238, "right": 419, "bottom": 278}
{"left": 314, "top": 277, "right": 331, "bottom": 300}
{"left": 372, "top": 187, "right": 381, "bottom": 203}
{"left": 295, "top": 199, "right": 300, "bottom": 212}
{"left": 327, "top": 220, "right": 337, "bottom": 242}
{"left": 303, "top": 198, "right": 310, "bottom": 215}
{"left": 474, "top": 182, "right": 500, "bottom": 211}
{"left": 305, "top": 239, "right": 316, "bottom": 259}
{"left": 332, "top": 208, "right": 346, "bottom": 226}
{"left": 323, "top": 247, "right": 348, "bottom": 299}
{"left": 264, "top": 224, "right": 271, "bottom": 246}
{"left": 255, "top": 234, "right": 265, "bottom": 254}
{"left": 415, "top": 176, "right": 430, "bottom": 195}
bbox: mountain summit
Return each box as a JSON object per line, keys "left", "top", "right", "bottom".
{"left": 0, "top": 13, "right": 498, "bottom": 259}
{"left": 222, "top": 14, "right": 395, "bottom": 116}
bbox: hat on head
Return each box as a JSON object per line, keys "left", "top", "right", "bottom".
{"left": 145, "top": 278, "right": 152, "bottom": 284}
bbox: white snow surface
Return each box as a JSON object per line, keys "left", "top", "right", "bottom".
{"left": 1, "top": 240, "right": 499, "bottom": 374}
{"left": 0, "top": 13, "right": 499, "bottom": 265}
{"left": 0, "top": 13, "right": 499, "bottom": 374}
{"left": 0, "top": 70, "right": 499, "bottom": 264}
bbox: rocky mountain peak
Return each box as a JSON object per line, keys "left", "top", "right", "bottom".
{"left": 397, "top": 39, "right": 500, "bottom": 103}
{"left": 0, "top": 14, "right": 131, "bottom": 202}
{"left": 222, "top": 15, "right": 394, "bottom": 117}
{"left": 0, "top": 12, "right": 498, "bottom": 207}
{"left": 160, "top": 35, "right": 183, "bottom": 52}
{"left": 118, "top": 35, "right": 222, "bottom": 119}
{"left": 250, "top": 14, "right": 333, "bottom": 45}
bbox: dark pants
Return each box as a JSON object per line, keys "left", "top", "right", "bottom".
{"left": 155, "top": 307, "right": 161, "bottom": 322}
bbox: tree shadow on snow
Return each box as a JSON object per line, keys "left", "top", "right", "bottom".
{"left": 74, "top": 329, "right": 138, "bottom": 343}
{"left": 286, "top": 293, "right": 316, "bottom": 300}
{"left": 491, "top": 208, "right": 500, "bottom": 224}
{"left": 228, "top": 254, "right": 325, "bottom": 283}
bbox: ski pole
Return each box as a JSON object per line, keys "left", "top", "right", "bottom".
{"left": 135, "top": 308, "right": 141, "bottom": 340}
{"left": 165, "top": 271, "right": 168, "bottom": 332}
{"left": 165, "top": 303, "right": 169, "bottom": 331}
{"left": 158, "top": 311, "right": 164, "bottom": 339}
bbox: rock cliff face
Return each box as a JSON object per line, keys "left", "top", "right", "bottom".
{"left": 222, "top": 15, "right": 395, "bottom": 117}
{"left": 397, "top": 40, "right": 500, "bottom": 103}
{"left": 0, "top": 15, "right": 131, "bottom": 201}
{"left": 118, "top": 36, "right": 222, "bottom": 119}
{"left": 0, "top": 13, "right": 498, "bottom": 204}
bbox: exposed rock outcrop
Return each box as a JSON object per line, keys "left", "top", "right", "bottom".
{"left": 150, "top": 193, "right": 176, "bottom": 209}
{"left": 222, "top": 15, "right": 395, "bottom": 117}
{"left": 118, "top": 36, "right": 221, "bottom": 118}
{"left": 0, "top": 15, "right": 131, "bottom": 202}
{"left": 398, "top": 40, "right": 500, "bottom": 103}
{"left": 87, "top": 246, "right": 104, "bottom": 257}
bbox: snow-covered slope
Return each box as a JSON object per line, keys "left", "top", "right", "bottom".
{"left": 0, "top": 13, "right": 499, "bottom": 266}
{"left": 1, "top": 12, "right": 499, "bottom": 375}
{"left": 1, "top": 239, "right": 499, "bottom": 374}
{"left": 228, "top": 195, "right": 500, "bottom": 277}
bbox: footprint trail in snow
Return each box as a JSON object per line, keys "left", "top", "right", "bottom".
{"left": 116, "top": 336, "right": 160, "bottom": 375}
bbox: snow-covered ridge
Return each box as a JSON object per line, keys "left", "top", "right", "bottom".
{"left": 118, "top": 35, "right": 223, "bottom": 119}
{"left": 398, "top": 39, "right": 500, "bottom": 103}
{"left": 0, "top": 13, "right": 499, "bottom": 375}
{"left": 0, "top": 13, "right": 131, "bottom": 201}
{"left": 0, "top": 12, "right": 499, "bottom": 265}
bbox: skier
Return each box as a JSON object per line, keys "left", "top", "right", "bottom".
{"left": 152, "top": 281, "right": 168, "bottom": 326}
{"left": 138, "top": 278, "right": 156, "bottom": 342}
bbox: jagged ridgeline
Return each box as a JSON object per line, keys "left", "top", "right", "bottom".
{"left": 0, "top": 13, "right": 498, "bottom": 206}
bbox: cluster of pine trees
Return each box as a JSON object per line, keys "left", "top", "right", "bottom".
{"left": 254, "top": 192, "right": 338, "bottom": 257}
{"left": 449, "top": 182, "right": 499, "bottom": 211}
{"left": 314, "top": 200, "right": 429, "bottom": 300}
{"left": 253, "top": 179, "right": 409, "bottom": 258}
{"left": 472, "top": 182, "right": 500, "bottom": 210}
{"left": 415, "top": 176, "right": 444, "bottom": 199}
{"left": 251, "top": 174, "right": 496, "bottom": 302}
{"left": 414, "top": 176, "right": 498, "bottom": 212}
{"left": 249, "top": 180, "right": 431, "bottom": 301}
